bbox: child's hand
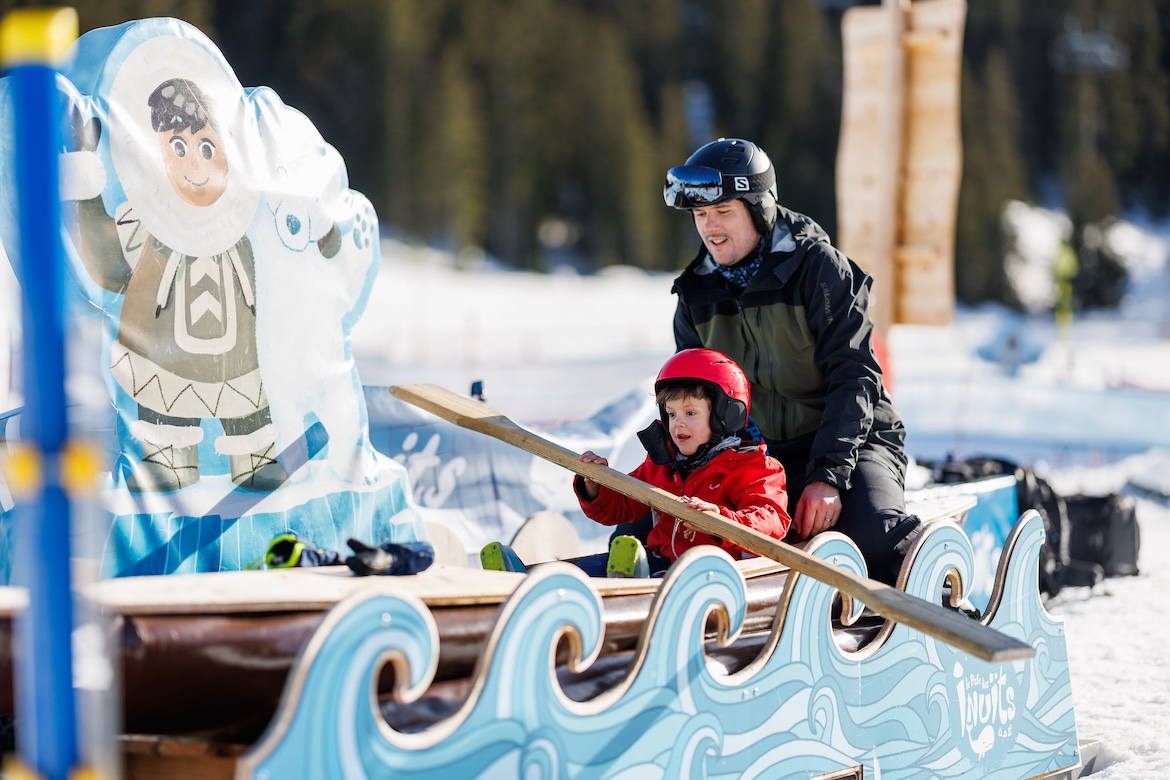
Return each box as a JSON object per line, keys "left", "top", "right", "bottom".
{"left": 578, "top": 451, "right": 609, "bottom": 500}
{"left": 678, "top": 495, "right": 720, "bottom": 536}
{"left": 679, "top": 495, "right": 719, "bottom": 514}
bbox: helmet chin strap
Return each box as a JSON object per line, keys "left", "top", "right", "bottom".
{"left": 749, "top": 192, "right": 778, "bottom": 236}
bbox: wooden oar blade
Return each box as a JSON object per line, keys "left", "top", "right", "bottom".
{"left": 869, "top": 584, "right": 1035, "bottom": 663}
{"left": 389, "top": 383, "right": 1034, "bottom": 663}
{"left": 390, "top": 382, "right": 509, "bottom": 428}
{"left": 390, "top": 383, "right": 598, "bottom": 475}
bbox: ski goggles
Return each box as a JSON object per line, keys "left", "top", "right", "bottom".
{"left": 663, "top": 165, "right": 775, "bottom": 209}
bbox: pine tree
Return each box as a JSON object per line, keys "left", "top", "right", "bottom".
{"left": 29, "top": 0, "right": 1170, "bottom": 287}
{"left": 1098, "top": 0, "right": 1170, "bottom": 214}
{"left": 421, "top": 45, "right": 488, "bottom": 252}
{"left": 956, "top": 50, "right": 1029, "bottom": 305}
{"left": 761, "top": 0, "right": 840, "bottom": 232}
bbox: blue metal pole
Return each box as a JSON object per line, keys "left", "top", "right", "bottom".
{"left": 1, "top": 8, "right": 80, "bottom": 779}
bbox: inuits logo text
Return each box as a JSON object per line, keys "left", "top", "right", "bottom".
{"left": 953, "top": 661, "right": 1018, "bottom": 760}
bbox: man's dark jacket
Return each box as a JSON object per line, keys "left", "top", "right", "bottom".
{"left": 672, "top": 205, "right": 907, "bottom": 493}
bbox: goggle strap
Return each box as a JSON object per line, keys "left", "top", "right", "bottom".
{"left": 721, "top": 169, "right": 775, "bottom": 194}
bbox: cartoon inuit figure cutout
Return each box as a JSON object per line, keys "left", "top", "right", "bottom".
{"left": 0, "top": 17, "right": 427, "bottom": 575}
{"left": 67, "top": 43, "right": 290, "bottom": 492}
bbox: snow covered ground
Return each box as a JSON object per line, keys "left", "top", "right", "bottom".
{"left": 349, "top": 210, "right": 1170, "bottom": 779}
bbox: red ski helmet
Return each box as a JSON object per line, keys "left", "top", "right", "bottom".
{"left": 655, "top": 348, "right": 750, "bottom": 436}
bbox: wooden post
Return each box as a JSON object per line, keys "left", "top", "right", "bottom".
{"left": 836, "top": 0, "right": 966, "bottom": 330}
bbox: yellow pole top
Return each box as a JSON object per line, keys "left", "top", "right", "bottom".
{"left": 0, "top": 7, "right": 78, "bottom": 68}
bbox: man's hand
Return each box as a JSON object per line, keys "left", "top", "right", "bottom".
{"left": 793, "top": 480, "right": 841, "bottom": 538}
{"left": 578, "top": 451, "right": 608, "bottom": 500}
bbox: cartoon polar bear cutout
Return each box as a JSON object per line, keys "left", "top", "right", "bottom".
{"left": 58, "top": 19, "right": 401, "bottom": 501}
{"left": 248, "top": 86, "right": 385, "bottom": 486}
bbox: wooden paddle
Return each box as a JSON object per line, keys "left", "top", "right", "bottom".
{"left": 389, "top": 383, "right": 1034, "bottom": 663}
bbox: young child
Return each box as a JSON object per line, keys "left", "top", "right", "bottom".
{"left": 482, "top": 349, "right": 791, "bottom": 578}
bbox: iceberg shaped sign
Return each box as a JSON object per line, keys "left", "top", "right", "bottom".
{"left": 0, "top": 17, "right": 423, "bottom": 579}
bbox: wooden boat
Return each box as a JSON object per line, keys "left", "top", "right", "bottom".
{"left": 2, "top": 555, "right": 792, "bottom": 740}
{"left": 0, "top": 493, "right": 1096, "bottom": 779}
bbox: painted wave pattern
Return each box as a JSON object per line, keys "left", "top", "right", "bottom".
{"left": 242, "top": 513, "right": 1079, "bottom": 779}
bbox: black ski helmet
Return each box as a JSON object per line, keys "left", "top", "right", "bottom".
{"left": 663, "top": 138, "right": 778, "bottom": 236}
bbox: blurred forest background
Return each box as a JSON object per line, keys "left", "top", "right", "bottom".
{"left": 4, "top": 0, "right": 1169, "bottom": 310}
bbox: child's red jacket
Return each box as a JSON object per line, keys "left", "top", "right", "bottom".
{"left": 574, "top": 442, "right": 791, "bottom": 562}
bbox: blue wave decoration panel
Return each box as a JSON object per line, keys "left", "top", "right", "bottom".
{"left": 240, "top": 512, "right": 1080, "bottom": 779}
{"left": 908, "top": 474, "right": 1019, "bottom": 614}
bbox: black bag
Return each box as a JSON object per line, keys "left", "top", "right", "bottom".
{"left": 919, "top": 455, "right": 1071, "bottom": 597}
{"left": 1064, "top": 493, "right": 1141, "bottom": 578}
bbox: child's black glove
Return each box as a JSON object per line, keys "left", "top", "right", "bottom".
{"left": 345, "top": 539, "right": 435, "bottom": 576}
{"left": 249, "top": 532, "right": 345, "bottom": 569}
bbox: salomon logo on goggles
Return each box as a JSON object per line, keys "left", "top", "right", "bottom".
{"left": 663, "top": 165, "right": 774, "bottom": 208}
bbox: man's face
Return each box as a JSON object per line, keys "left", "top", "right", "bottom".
{"left": 159, "top": 123, "right": 228, "bottom": 208}
{"left": 692, "top": 199, "right": 761, "bottom": 267}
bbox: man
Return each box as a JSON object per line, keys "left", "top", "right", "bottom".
{"left": 664, "top": 137, "right": 920, "bottom": 585}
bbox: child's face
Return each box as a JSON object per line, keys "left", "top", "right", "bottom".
{"left": 159, "top": 123, "right": 228, "bottom": 207}
{"left": 664, "top": 395, "right": 713, "bottom": 457}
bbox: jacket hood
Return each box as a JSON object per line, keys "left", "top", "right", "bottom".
{"left": 761, "top": 206, "right": 831, "bottom": 287}
{"left": 781, "top": 206, "right": 830, "bottom": 245}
